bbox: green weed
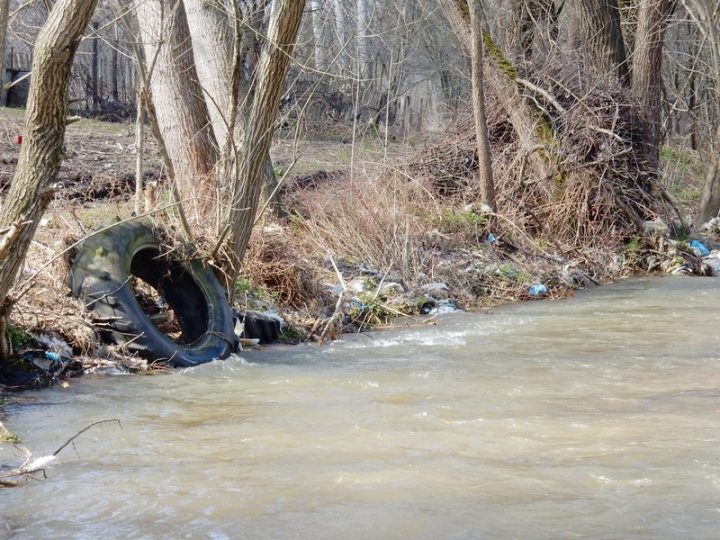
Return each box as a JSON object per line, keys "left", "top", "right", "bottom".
{"left": 6, "top": 325, "right": 30, "bottom": 351}
{"left": 278, "top": 326, "right": 305, "bottom": 344}
{"left": 624, "top": 236, "right": 642, "bottom": 266}
{"left": 439, "top": 210, "right": 487, "bottom": 234}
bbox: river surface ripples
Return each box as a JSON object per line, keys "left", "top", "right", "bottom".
{"left": 2, "top": 276, "right": 720, "bottom": 539}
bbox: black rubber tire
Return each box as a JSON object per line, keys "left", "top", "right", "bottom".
{"left": 237, "top": 311, "right": 282, "bottom": 344}
{"left": 69, "top": 220, "right": 238, "bottom": 367}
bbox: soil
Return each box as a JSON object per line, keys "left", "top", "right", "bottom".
{"left": 0, "top": 108, "right": 164, "bottom": 201}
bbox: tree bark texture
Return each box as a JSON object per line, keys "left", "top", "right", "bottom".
{"left": 631, "top": 0, "right": 675, "bottom": 168}
{"left": 226, "top": 0, "right": 305, "bottom": 268}
{"left": 570, "top": 0, "right": 630, "bottom": 86}
{"left": 183, "top": 0, "right": 237, "bottom": 149}
{"left": 468, "top": 0, "right": 496, "bottom": 210}
{"left": 184, "top": 0, "right": 276, "bottom": 221}
{"left": 0, "top": 0, "right": 98, "bottom": 357}
{"left": 333, "top": 0, "right": 348, "bottom": 71}
{"left": 111, "top": 22, "right": 119, "bottom": 101}
{"left": 311, "top": 0, "right": 328, "bottom": 72}
{"left": 0, "top": 0, "right": 9, "bottom": 90}
{"left": 134, "top": 0, "right": 217, "bottom": 220}
{"left": 356, "top": 0, "right": 370, "bottom": 77}
{"left": 91, "top": 22, "right": 100, "bottom": 111}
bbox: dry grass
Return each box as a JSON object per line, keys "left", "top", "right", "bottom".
{"left": 10, "top": 216, "right": 96, "bottom": 354}
{"left": 288, "top": 172, "right": 442, "bottom": 282}
{"left": 241, "top": 224, "right": 331, "bottom": 311}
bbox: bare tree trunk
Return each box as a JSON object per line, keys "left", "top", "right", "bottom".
{"left": 225, "top": 0, "right": 305, "bottom": 269}
{"left": 0, "top": 0, "right": 9, "bottom": 94}
{"left": 92, "top": 21, "right": 100, "bottom": 111}
{"left": 694, "top": 125, "right": 720, "bottom": 228}
{"left": 356, "top": 0, "right": 370, "bottom": 77}
{"left": 438, "top": 0, "right": 554, "bottom": 181}
{"left": 469, "top": 0, "right": 495, "bottom": 210}
{"left": 505, "top": 0, "right": 554, "bottom": 62}
{"left": 0, "top": 0, "right": 98, "bottom": 361}
{"left": 310, "top": 0, "right": 328, "bottom": 72}
{"left": 134, "top": 0, "right": 217, "bottom": 220}
{"left": 631, "top": 0, "right": 675, "bottom": 168}
{"left": 135, "top": 85, "right": 145, "bottom": 216}
{"left": 333, "top": 0, "right": 348, "bottom": 71}
{"left": 184, "top": 0, "right": 277, "bottom": 219}
{"left": 687, "top": 0, "right": 720, "bottom": 229}
{"left": 111, "top": 22, "right": 119, "bottom": 102}
{"left": 570, "top": 0, "right": 630, "bottom": 86}
{"left": 183, "top": 0, "right": 236, "bottom": 149}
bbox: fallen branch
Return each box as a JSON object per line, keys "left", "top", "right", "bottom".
{"left": 0, "top": 419, "right": 122, "bottom": 488}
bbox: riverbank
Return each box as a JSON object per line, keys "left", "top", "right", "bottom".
{"left": 4, "top": 276, "right": 720, "bottom": 535}
{"left": 0, "top": 105, "right": 715, "bottom": 390}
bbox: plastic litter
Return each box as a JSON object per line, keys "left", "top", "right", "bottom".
{"left": 528, "top": 283, "right": 548, "bottom": 297}
{"left": 487, "top": 233, "right": 497, "bottom": 245}
{"left": 44, "top": 351, "right": 62, "bottom": 362}
{"left": 689, "top": 239, "right": 711, "bottom": 257}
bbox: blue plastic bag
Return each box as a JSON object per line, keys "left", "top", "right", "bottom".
{"left": 689, "top": 239, "right": 710, "bottom": 257}
{"left": 528, "top": 283, "right": 548, "bottom": 297}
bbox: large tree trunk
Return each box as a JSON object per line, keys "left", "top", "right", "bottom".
{"left": 225, "top": 0, "right": 305, "bottom": 269}
{"left": 0, "top": 0, "right": 98, "bottom": 361}
{"left": 184, "top": 0, "right": 278, "bottom": 219}
{"left": 183, "top": 0, "right": 237, "bottom": 149}
{"left": 134, "top": 0, "right": 217, "bottom": 222}
{"left": 570, "top": 0, "right": 629, "bottom": 86}
{"left": 631, "top": 0, "right": 675, "bottom": 168}
{"left": 469, "top": 0, "right": 495, "bottom": 210}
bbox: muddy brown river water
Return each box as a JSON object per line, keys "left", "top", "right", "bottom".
{"left": 2, "top": 276, "right": 720, "bottom": 539}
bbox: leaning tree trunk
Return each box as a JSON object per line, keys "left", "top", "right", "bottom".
{"left": 438, "top": 0, "right": 554, "bottom": 182}
{"left": 225, "top": 0, "right": 305, "bottom": 269}
{"left": 570, "top": 0, "right": 629, "bottom": 86}
{"left": 134, "top": 0, "right": 218, "bottom": 223}
{"left": 0, "top": 0, "right": 98, "bottom": 361}
{"left": 631, "top": 0, "right": 675, "bottom": 168}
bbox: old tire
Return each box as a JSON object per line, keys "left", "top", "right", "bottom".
{"left": 69, "top": 220, "right": 238, "bottom": 367}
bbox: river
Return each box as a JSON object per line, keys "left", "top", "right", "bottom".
{"left": 2, "top": 276, "right": 720, "bottom": 539}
